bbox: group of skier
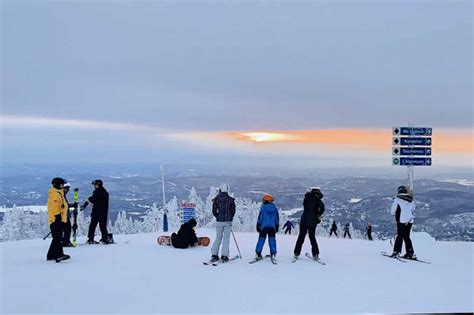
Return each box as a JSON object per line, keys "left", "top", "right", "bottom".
{"left": 46, "top": 177, "right": 417, "bottom": 263}
{"left": 46, "top": 178, "right": 112, "bottom": 262}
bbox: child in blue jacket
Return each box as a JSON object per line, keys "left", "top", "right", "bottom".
{"left": 255, "top": 194, "right": 280, "bottom": 259}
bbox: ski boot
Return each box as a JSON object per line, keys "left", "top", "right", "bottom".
{"left": 402, "top": 253, "right": 417, "bottom": 260}
{"left": 312, "top": 254, "right": 319, "bottom": 261}
{"left": 220, "top": 256, "right": 229, "bottom": 263}
{"left": 210, "top": 255, "right": 220, "bottom": 263}
{"left": 390, "top": 251, "right": 400, "bottom": 258}
{"left": 87, "top": 239, "right": 98, "bottom": 245}
{"left": 255, "top": 253, "right": 263, "bottom": 261}
{"left": 55, "top": 254, "right": 71, "bottom": 263}
{"left": 63, "top": 242, "right": 75, "bottom": 247}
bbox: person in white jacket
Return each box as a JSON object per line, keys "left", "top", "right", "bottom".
{"left": 390, "top": 186, "right": 416, "bottom": 259}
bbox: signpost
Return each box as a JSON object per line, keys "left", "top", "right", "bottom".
{"left": 180, "top": 203, "right": 196, "bottom": 224}
{"left": 392, "top": 126, "right": 432, "bottom": 194}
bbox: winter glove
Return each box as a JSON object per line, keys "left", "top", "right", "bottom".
{"left": 256, "top": 224, "right": 261, "bottom": 233}
{"left": 80, "top": 201, "right": 89, "bottom": 211}
{"left": 275, "top": 225, "right": 279, "bottom": 233}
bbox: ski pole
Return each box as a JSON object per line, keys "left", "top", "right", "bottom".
{"left": 231, "top": 229, "right": 242, "bottom": 259}
{"left": 43, "top": 232, "right": 51, "bottom": 240}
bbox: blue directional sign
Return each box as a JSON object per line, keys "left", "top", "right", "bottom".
{"left": 393, "top": 127, "right": 432, "bottom": 136}
{"left": 392, "top": 157, "right": 432, "bottom": 166}
{"left": 180, "top": 203, "right": 196, "bottom": 223}
{"left": 393, "top": 137, "right": 432, "bottom": 146}
{"left": 392, "top": 147, "right": 432, "bottom": 156}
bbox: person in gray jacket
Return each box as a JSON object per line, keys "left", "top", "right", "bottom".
{"left": 390, "top": 186, "right": 416, "bottom": 259}
{"left": 210, "top": 185, "right": 236, "bottom": 263}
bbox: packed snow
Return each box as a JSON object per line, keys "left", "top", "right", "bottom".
{"left": 1, "top": 230, "right": 472, "bottom": 314}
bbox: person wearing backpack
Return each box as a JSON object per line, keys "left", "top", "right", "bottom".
{"left": 209, "top": 185, "right": 236, "bottom": 263}
{"left": 254, "top": 194, "right": 279, "bottom": 260}
{"left": 293, "top": 188, "right": 325, "bottom": 260}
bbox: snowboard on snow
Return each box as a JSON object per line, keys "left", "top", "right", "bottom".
{"left": 157, "top": 235, "right": 210, "bottom": 247}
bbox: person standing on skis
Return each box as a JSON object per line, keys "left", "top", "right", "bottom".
{"left": 366, "top": 223, "right": 373, "bottom": 241}
{"left": 210, "top": 185, "right": 236, "bottom": 263}
{"left": 61, "top": 180, "right": 74, "bottom": 247}
{"left": 46, "top": 177, "right": 70, "bottom": 262}
{"left": 293, "top": 188, "right": 325, "bottom": 260}
{"left": 255, "top": 194, "right": 279, "bottom": 260}
{"left": 390, "top": 186, "right": 416, "bottom": 259}
{"left": 283, "top": 220, "right": 294, "bottom": 235}
{"left": 343, "top": 223, "right": 352, "bottom": 239}
{"left": 329, "top": 220, "right": 338, "bottom": 237}
{"left": 83, "top": 180, "right": 112, "bottom": 244}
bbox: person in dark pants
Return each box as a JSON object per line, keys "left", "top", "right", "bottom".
{"left": 171, "top": 219, "right": 199, "bottom": 249}
{"left": 293, "top": 188, "right": 325, "bottom": 260}
{"left": 390, "top": 186, "right": 416, "bottom": 259}
{"left": 255, "top": 194, "right": 279, "bottom": 259}
{"left": 61, "top": 181, "right": 74, "bottom": 247}
{"left": 283, "top": 220, "right": 294, "bottom": 235}
{"left": 343, "top": 223, "right": 351, "bottom": 239}
{"left": 84, "top": 180, "right": 111, "bottom": 244}
{"left": 47, "top": 177, "right": 70, "bottom": 262}
{"left": 329, "top": 221, "right": 338, "bottom": 237}
{"left": 366, "top": 223, "right": 373, "bottom": 241}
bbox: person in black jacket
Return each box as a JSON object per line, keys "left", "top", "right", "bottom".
{"left": 293, "top": 188, "right": 325, "bottom": 260}
{"left": 343, "top": 223, "right": 352, "bottom": 239}
{"left": 84, "top": 180, "right": 111, "bottom": 244}
{"left": 329, "top": 221, "right": 338, "bottom": 237}
{"left": 171, "top": 219, "right": 198, "bottom": 249}
{"left": 210, "top": 185, "right": 236, "bottom": 263}
{"left": 366, "top": 223, "right": 373, "bottom": 241}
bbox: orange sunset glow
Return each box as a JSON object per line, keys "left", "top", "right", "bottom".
{"left": 225, "top": 129, "right": 473, "bottom": 154}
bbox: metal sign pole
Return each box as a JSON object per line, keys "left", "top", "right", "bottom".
{"left": 407, "top": 123, "right": 414, "bottom": 195}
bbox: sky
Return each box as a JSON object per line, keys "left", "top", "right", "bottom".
{"left": 1, "top": 0, "right": 472, "bottom": 170}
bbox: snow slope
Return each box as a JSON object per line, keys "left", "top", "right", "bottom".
{"left": 1, "top": 229, "right": 472, "bottom": 314}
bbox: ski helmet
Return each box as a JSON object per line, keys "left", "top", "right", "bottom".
{"left": 219, "top": 184, "right": 230, "bottom": 193}
{"left": 398, "top": 185, "right": 408, "bottom": 194}
{"left": 262, "top": 193, "right": 274, "bottom": 202}
{"left": 51, "top": 177, "right": 65, "bottom": 189}
{"left": 92, "top": 179, "right": 103, "bottom": 187}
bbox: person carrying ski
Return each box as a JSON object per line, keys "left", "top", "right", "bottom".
{"left": 293, "top": 188, "right": 325, "bottom": 260}
{"left": 171, "top": 219, "right": 199, "bottom": 249}
{"left": 61, "top": 181, "right": 74, "bottom": 247}
{"left": 46, "top": 177, "right": 70, "bottom": 262}
{"left": 329, "top": 221, "right": 338, "bottom": 237}
{"left": 210, "top": 185, "right": 236, "bottom": 263}
{"left": 255, "top": 194, "right": 279, "bottom": 260}
{"left": 283, "top": 220, "right": 294, "bottom": 235}
{"left": 366, "top": 223, "right": 373, "bottom": 241}
{"left": 83, "top": 180, "right": 112, "bottom": 244}
{"left": 390, "top": 186, "right": 416, "bottom": 259}
{"left": 343, "top": 223, "right": 351, "bottom": 239}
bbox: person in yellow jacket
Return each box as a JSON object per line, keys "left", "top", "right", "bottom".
{"left": 47, "top": 177, "right": 71, "bottom": 262}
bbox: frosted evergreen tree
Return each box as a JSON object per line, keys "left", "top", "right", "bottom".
{"left": 112, "top": 211, "right": 137, "bottom": 235}
{"left": 186, "top": 187, "right": 205, "bottom": 227}
{"left": 141, "top": 202, "right": 164, "bottom": 233}
{"left": 165, "top": 196, "right": 181, "bottom": 231}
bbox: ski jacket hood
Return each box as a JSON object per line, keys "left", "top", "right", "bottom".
{"left": 47, "top": 188, "right": 68, "bottom": 224}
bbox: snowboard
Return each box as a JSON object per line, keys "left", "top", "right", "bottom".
{"left": 157, "top": 235, "right": 210, "bottom": 247}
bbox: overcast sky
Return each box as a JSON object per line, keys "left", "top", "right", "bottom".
{"left": 1, "top": 0, "right": 472, "bottom": 168}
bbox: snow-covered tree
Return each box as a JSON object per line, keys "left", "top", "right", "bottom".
{"left": 186, "top": 187, "right": 205, "bottom": 227}
{"left": 165, "top": 196, "right": 181, "bottom": 231}
{"left": 141, "top": 202, "right": 164, "bottom": 233}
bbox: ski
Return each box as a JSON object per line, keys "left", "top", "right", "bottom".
{"left": 249, "top": 254, "right": 271, "bottom": 264}
{"left": 381, "top": 251, "right": 406, "bottom": 263}
{"left": 71, "top": 188, "right": 79, "bottom": 247}
{"left": 212, "top": 255, "right": 240, "bottom": 266}
{"left": 305, "top": 253, "right": 326, "bottom": 265}
{"left": 399, "top": 257, "right": 431, "bottom": 264}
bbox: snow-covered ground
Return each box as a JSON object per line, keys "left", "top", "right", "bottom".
{"left": 0, "top": 205, "right": 46, "bottom": 213}
{"left": 1, "top": 230, "right": 473, "bottom": 314}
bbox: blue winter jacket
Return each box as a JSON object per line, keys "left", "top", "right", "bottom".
{"left": 257, "top": 202, "right": 280, "bottom": 228}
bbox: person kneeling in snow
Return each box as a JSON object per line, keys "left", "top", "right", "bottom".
{"left": 171, "top": 219, "right": 198, "bottom": 249}
{"left": 255, "top": 194, "right": 279, "bottom": 260}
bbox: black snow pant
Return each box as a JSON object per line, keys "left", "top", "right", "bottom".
{"left": 393, "top": 223, "right": 414, "bottom": 255}
{"left": 171, "top": 233, "right": 190, "bottom": 249}
{"left": 47, "top": 215, "right": 65, "bottom": 260}
{"left": 367, "top": 232, "right": 373, "bottom": 241}
{"left": 88, "top": 211, "right": 109, "bottom": 241}
{"left": 329, "top": 230, "right": 338, "bottom": 237}
{"left": 294, "top": 224, "right": 319, "bottom": 256}
{"left": 62, "top": 215, "right": 72, "bottom": 245}
{"left": 284, "top": 228, "right": 292, "bottom": 235}
{"left": 344, "top": 231, "right": 351, "bottom": 239}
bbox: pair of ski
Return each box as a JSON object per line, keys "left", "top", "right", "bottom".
{"left": 249, "top": 254, "right": 277, "bottom": 265}
{"left": 291, "top": 253, "right": 326, "bottom": 265}
{"left": 203, "top": 255, "right": 241, "bottom": 266}
{"left": 380, "top": 251, "right": 431, "bottom": 264}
